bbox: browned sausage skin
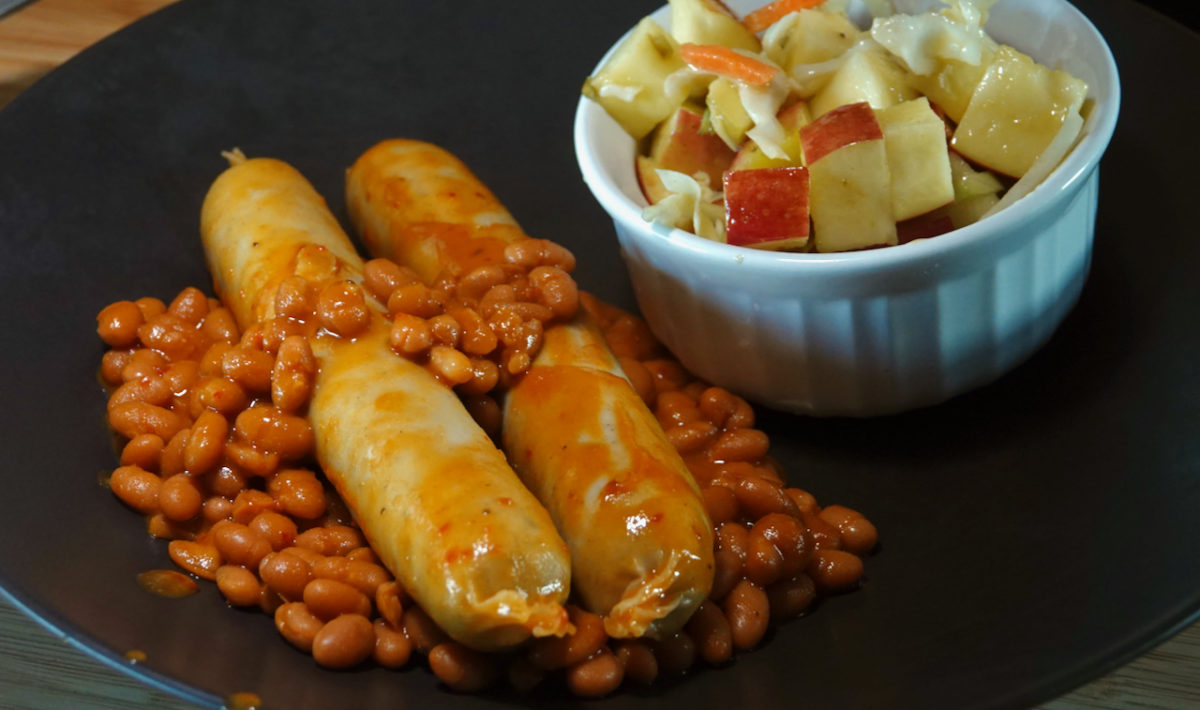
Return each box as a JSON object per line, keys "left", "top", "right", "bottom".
{"left": 346, "top": 139, "right": 713, "bottom": 638}
{"left": 201, "top": 154, "right": 572, "bottom": 651}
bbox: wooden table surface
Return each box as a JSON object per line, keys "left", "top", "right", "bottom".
{"left": 1, "top": 1, "right": 1198, "bottom": 709}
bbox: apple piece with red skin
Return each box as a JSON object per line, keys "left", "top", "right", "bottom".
{"left": 635, "top": 155, "right": 671, "bottom": 204}
{"left": 649, "top": 104, "right": 736, "bottom": 187}
{"left": 723, "top": 167, "right": 811, "bottom": 250}
{"left": 800, "top": 101, "right": 896, "bottom": 252}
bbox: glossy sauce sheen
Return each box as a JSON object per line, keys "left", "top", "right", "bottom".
{"left": 200, "top": 157, "right": 571, "bottom": 651}
{"left": 346, "top": 140, "right": 714, "bottom": 638}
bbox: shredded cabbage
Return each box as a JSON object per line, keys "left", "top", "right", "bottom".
{"left": 642, "top": 170, "right": 726, "bottom": 243}
{"left": 596, "top": 83, "right": 642, "bottom": 102}
{"left": 738, "top": 68, "right": 794, "bottom": 160}
{"left": 869, "top": 0, "right": 997, "bottom": 75}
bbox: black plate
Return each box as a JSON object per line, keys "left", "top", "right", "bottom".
{"left": 0, "top": 1, "right": 1197, "bottom": 708}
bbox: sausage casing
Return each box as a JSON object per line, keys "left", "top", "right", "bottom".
{"left": 201, "top": 156, "right": 571, "bottom": 651}
{"left": 346, "top": 139, "right": 713, "bottom": 638}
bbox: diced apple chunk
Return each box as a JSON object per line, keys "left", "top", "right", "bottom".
{"left": 669, "top": 0, "right": 761, "bottom": 51}
{"left": 635, "top": 155, "right": 671, "bottom": 204}
{"left": 706, "top": 77, "right": 754, "bottom": 150}
{"left": 951, "top": 45, "right": 1088, "bottom": 178}
{"left": 582, "top": 18, "right": 686, "bottom": 140}
{"left": 809, "top": 46, "right": 919, "bottom": 118}
{"left": 800, "top": 102, "right": 896, "bottom": 252}
{"left": 876, "top": 97, "right": 954, "bottom": 221}
{"left": 649, "top": 104, "right": 736, "bottom": 187}
{"left": 762, "top": 9, "right": 861, "bottom": 75}
{"left": 908, "top": 54, "right": 994, "bottom": 124}
{"left": 723, "top": 167, "right": 811, "bottom": 250}
{"left": 948, "top": 151, "right": 1004, "bottom": 201}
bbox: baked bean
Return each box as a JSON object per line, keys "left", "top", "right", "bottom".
{"left": 724, "top": 580, "right": 770, "bottom": 650}
{"left": 363, "top": 258, "right": 419, "bottom": 303}
{"left": 643, "top": 359, "right": 690, "bottom": 395}
{"left": 456, "top": 358, "right": 500, "bottom": 396}
{"left": 387, "top": 283, "right": 443, "bottom": 319}
{"left": 651, "top": 632, "right": 697, "bottom": 675}
{"left": 216, "top": 565, "right": 262, "bottom": 607}
{"left": 528, "top": 606, "right": 607, "bottom": 671}
{"left": 224, "top": 442, "right": 279, "bottom": 478}
{"left": 685, "top": 601, "right": 732, "bottom": 665}
{"left": 402, "top": 605, "right": 449, "bottom": 653}
{"left": 528, "top": 265, "right": 578, "bottom": 318}
{"left": 273, "top": 276, "right": 314, "bottom": 321}
{"left": 257, "top": 317, "right": 305, "bottom": 356}
{"left": 168, "top": 287, "right": 209, "bottom": 325}
{"left": 325, "top": 525, "right": 366, "bottom": 554}
{"left": 316, "top": 281, "right": 370, "bottom": 338}
{"left": 198, "top": 343, "right": 232, "bottom": 376}
{"left": 97, "top": 301, "right": 145, "bottom": 348}
{"left": 342, "top": 560, "right": 390, "bottom": 599}
{"left": 346, "top": 546, "right": 380, "bottom": 565}
{"left": 303, "top": 578, "right": 371, "bottom": 620}
{"left": 429, "top": 642, "right": 500, "bottom": 692}
{"left": 818, "top": 505, "right": 878, "bottom": 556}
{"left": 107, "top": 374, "right": 172, "bottom": 413}
{"left": 701, "top": 485, "right": 739, "bottom": 526}
{"left": 388, "top": 313, "right": 434, "bottom": 356}
{"left": 134, "top": 296, "right": 167, "bottom": 321}
{"left": 426, "top": 313, "right": 461, "bottom": 348}
{"left": 222, "top": 348, "right": 274, "bottom": 393}
{"left": 120, "top": 434, "right": 164, "bottom": 471}
{"left": 744, "top": 527, "right": 784, "bottom": 587}
{"left": 479, "top": 284, "right": 518, "bottom": 320}
{"left": 503, "top": 238, "right": 575, "bottom": 272}
{"left": 138, "top": 312, "right": 198, "bottom": 362}
{"left": 211, "top": 520, "right": 272, "bottom": 569}
{"left": 456, "top": 264, "right": 509, "bottom": 302}
{"left": 807, "top": 549, "right": 864, "bottom": 593}
{"left": 167, "top": 540, "right": 222, "bottom": 580}
{"left": 666, "top": 420, "right": 720, "bottom": 456}
{"left": 428, "top": 345, "right": 473, "bottom": 385}
{"left": 716, "top": 522, "right": 750, "bottom": 562}
{"left": 373, "top": 618, "right": 413, "bottom": 668}
{"left": 234, "top": 406, "right": 313, "bottom": 460}
{"left": 203, "top": 496, "right": 233, "bottom": 524}
{"left": 108, "top": 465, "right": 161, "bottom": 515}
{"left": 259, "top": 550, "right": 313, "bottom": 601}
{"left": 710, "top": 546, "right": 743, "bottom": 602}
{"left": 108, "top": 402, "right": 186, "bottom": 441}
{"left": 274, "top": 601, "right": 323, "bottom": 653}
{"left": 249, "top": 510, "right": 297, "bottom": 550}
{"left": 100, "top": 348, "right": 133, "bottom": 386}
{"left": 804, "top": 512, "right": 844, "bottom": 550}
{"left": 766, "top": 573, "right": 817, "bottom": 621}
{"left": 709, "top": 428, "right": 770, "bottom": 463}
{"left": 613, "top": 639, "right": 658, "bottom": 686}
{"left": 271, "top": 336, "right": 315, "bottom": 413}
{"left": 268, "top": 469, "right": 326, "bottom": 520}
{"left": 159, "top": 474, "right": 203, "bottom": 522}
{"left": 209, "top": 465, "right": 249, "bottom": 498}
{"left": 259, "top": 586, "right": 284, "bottom": 615}
{"left": 786, "top": 488, "right": 820, "bottom": 518}
{"left": 162, "top": 361, "right": 199, "bottom": 396}
{"left": 189, "top": 376, "right": 247, "bottom": 418}
{"left": 616, "top": 357, "right": 655, "bottom": 407}
{"left": 312, "top": 554, "right": 351, "bottom": 583}
{"left": 200, "top": 307, "right": 239, "bottom": 345}
{"left": 121, "top": 348, "right": 167, "bottom": 382}
{"left": 455, "top": 313, "right": 499, "bottom": 358}
{"left": 184, "top": 410, "right": 227, "bottom": 475}
{"left": 735, "top": 475, "right": 800, "bottom": 520}
{"left": 655, "top": 390, "right": 702, "bottom": 429}
{"left": 158, "top": 429, "right": 189, "bottom": 478}
{"left": 375, "top": 581, "right": 405, "bottom": 629}
{"left": 566, "top": 648, "right": 624, "bottom": 698}
{"left": 753, "top": 513, "right": 813, "bottom": 578}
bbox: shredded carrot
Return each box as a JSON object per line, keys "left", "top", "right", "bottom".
{"left": 678, "top": 43, "right": 780, "bottom": 87}
{"left": 742, "top": 0, "right": 827, "bottom": 34}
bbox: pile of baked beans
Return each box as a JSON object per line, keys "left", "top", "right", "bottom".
{"left": 94, "top": 261, "right": 874, "bottom": 697}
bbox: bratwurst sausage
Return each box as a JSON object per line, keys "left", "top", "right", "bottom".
{"left": 345, "top": 139, "right": 713, "bottom": 638}
{"left": 201, "top": 155, "right": 571, "bottom": 651}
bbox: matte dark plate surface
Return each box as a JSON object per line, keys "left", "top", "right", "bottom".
{"left": 0, "top": 1, "right": 1196, "bottom": 708}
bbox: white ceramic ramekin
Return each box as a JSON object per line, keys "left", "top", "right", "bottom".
{"left": 575, "top": 0, "right": 1120, "bottom": 416}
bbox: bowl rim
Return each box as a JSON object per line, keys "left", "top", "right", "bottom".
{"left": 573, "top": 0, "right": 1122, "bottom": 277}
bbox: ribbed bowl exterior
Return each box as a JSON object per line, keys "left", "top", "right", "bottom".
{"left": 614, "top": 170, "right": 1098, "bottom": 416}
